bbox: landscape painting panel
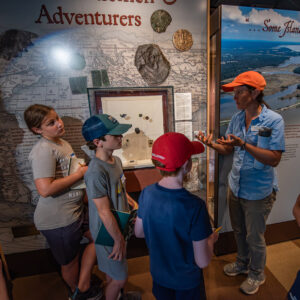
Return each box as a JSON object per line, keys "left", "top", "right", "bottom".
{"left": 219, "top": 5, "right": 300, "bottom": 230}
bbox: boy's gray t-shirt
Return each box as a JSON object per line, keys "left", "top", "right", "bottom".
{"left": 29, "top": 137, "right": 83, "bottom": 230}
{"left": 84, "top": 155, "right": 130, "bottom": 242}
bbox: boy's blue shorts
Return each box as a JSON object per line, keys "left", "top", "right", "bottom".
{"left": 152, "top": 281, "right": 206, "bottom": 300}
{"left": 288, "top": 270, "right": 300, "bottom": 300}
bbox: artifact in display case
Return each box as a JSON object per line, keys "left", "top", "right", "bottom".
{"left": 87, "top": 87, "right": 174, "bottom": 169}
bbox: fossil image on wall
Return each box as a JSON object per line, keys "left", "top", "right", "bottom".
{"left": 134, "top": 44, "right": 170, "bottom": 85}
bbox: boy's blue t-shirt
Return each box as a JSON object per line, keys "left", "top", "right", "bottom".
{"left": 137, "top": 183, "right": 212, "bottom": 290}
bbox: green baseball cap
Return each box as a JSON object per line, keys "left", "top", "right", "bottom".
{"left": 82, "top": 114, "right": 132, "bottom": 141}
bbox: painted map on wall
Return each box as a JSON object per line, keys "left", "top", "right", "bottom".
{"left": 0, "top": 0, "right": 207, "bottom": 253}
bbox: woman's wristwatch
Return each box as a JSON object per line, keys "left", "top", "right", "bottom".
{"left": 240, "top": 141, "right": 246, "bottom": 150}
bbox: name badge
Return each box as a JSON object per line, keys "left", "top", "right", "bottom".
{"left": 251, "top": 125, "right": 260, "bottom": 132}
{"left": 120, "top": 173, "right": 126, "bottom": 185}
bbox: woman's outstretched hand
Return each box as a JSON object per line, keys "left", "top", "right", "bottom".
{"left": 196, "top": 131, "right": 214, "bottom": 147}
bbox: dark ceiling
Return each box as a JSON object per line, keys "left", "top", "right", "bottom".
{"left": 210, "top": 0, "right": 300, "bottom": 12}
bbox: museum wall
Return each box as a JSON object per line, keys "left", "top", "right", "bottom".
{"left": 0, "top": 0, "right": 208, "bottom": 254}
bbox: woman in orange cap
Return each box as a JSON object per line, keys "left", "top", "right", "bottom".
{"left": 197, "top": 71, "right": 285, "bottom": 295}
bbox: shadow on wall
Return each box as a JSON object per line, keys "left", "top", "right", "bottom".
{"left": 0, "top": 112, "right": 89, "bottom": 228}
{"left": 0, "top": 91, "right": 33, "bottom": 227}
{"left": 218, "top": 152, "right": 233, "bottom": 232}
{"left": 61, "top": 116, "right": 88, "bottom": 161}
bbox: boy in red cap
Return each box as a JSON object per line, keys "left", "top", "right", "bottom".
{"left": 135, "top": 132, "right": 218, "bottom": 300}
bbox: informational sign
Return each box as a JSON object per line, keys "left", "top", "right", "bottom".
{"left": 174, "top": 92, "right": 192, "bottom": 121}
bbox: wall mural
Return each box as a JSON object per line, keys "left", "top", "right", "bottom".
{"left": 0, "top": 0, "right": 207, "bottom": 253}
{"left": 219, "top": 5, "right": 300, "bottom": 231}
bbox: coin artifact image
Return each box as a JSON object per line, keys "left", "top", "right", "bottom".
{"left": 135, "top": 44, "right": 170, "bottom": 85}
{"left": 172, "top": 29, "right": 193, "bottom": 52}
{"left": 151, "top": 10, "right": 172, "bottom": 33}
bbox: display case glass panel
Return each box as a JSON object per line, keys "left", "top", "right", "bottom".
{"left": 87, "top": 87, "right": 174, "bottom": 169}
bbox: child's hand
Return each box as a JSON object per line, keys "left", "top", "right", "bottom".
{"left": 126, "top": 194, "right": 138, "bottom": 210}
{"left": 76, "top": 164, "right": 88, "bottom": 177}
{"left": 210, "top": 231, "right": 219, "bottom": 244}
{"left": 128, "top": 199, "right": 138, "bottom": 210}
{"left": 109, "top": 236, "right": 126, "bottom": 261}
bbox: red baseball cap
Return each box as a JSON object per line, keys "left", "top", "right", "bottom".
{"left": 222, "top": 71, "right": 266, "bottom": 92}
{"left": 152, "top": 132, "right": 205, "bottom": 172}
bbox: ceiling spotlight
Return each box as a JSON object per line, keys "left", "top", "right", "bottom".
{"left": 51, "top": 47, "right": 71, "bottom": 66}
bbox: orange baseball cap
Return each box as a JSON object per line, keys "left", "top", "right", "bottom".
{"left": 222, "top": 71, "right": 266, "bottom": 92}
